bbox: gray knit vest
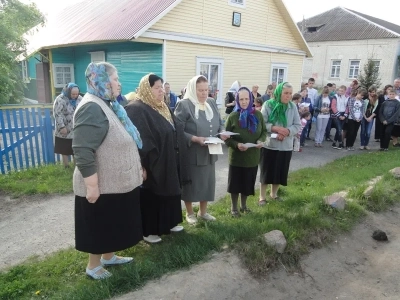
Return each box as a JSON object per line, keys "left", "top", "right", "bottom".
{"left": 73, "top": 94, "right": 142, "bottom": 197}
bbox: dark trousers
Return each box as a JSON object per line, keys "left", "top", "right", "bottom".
{"left": 333, "top": 118, "right": 345, "bottom": 143}
{"left": 325, "top": 117, "right": 333, "bottom": 139}
{"left": 380, "top": 123, "right": 394, "bottom": 149}
{"left": 346, "top": 119, "right": 361, "bottom": 147}
{"left": 375, "top": 116, "right": 382, "bottom": 140}
{"left": 306, "top": 111, "right": 314, "bottom": 138}
{"left": 300, "top": 119, "right": 311, "bottom": 145}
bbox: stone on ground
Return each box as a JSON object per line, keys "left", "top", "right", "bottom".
{"left": 264, "top": 230, "right": 287, "bottom": 254}
{"left": 324, "top": 194, "right": 346, "bottom": 210}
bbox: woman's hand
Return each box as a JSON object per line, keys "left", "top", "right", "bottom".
{"left": 59, "top": 127, "right": 68, "bottom": 136}
{"left": 142, "top": 167, "right": 147, "bottom": 181}
{"left": 86, "top": 185, "right": 100, "bottom": 203}
{"left": 192, "top": 136, "right": 207, "bottom": 146}
{"left": 256, "top": 141, "right": 264, "bottom": 149}
{"left": 277, "top": 134, "right": 286, "bottom": 141}
{"left": 219, "top": 134, "right": 229, "bottom": 141}
{"left": 237, "top": 143, "right": 248, "bottom": 151}
{"left": 383, "top": 120, "right": 388, "bottom": 125}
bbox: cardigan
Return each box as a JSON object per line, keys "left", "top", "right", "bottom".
{"left": 224, "top": 110, "right": 267, "bottom": 167}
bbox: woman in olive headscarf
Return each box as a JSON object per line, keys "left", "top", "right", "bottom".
{"left": 125, "top": 73, "right": 190, "bottom": 244}
{"left": 259, "top": 82, "right": 301, "bottom": 204}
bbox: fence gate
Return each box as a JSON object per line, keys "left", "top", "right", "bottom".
{"left": 0, "top": 107, "right": 60, "bottom": 174}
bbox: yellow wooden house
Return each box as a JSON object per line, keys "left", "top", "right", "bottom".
{"left": 23, "top": 0, "right": 311, "bottom": 105}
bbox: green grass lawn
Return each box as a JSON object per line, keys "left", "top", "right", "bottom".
{"left": 0, "top": 150, "right": 400, "bottom": 299}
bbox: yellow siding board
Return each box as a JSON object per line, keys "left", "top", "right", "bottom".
{"left": 151, "top": 0, "right": 302, "bottom": 51}
{"left": 165, "top": 41, "right": 303, "bottom": 95}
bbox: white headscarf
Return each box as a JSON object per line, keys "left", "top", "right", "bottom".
{"left": 228, "top": 80, "right": 240, "bottom": 93}
{"left": 184, "top": 75, "right": 214, "bottom": 122}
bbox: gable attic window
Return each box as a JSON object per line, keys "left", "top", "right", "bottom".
{"left": 229, "top": 0, "right": 245, "bottom": 8}
{"left": 306, "top": 24, "right": 325, "bottom": 33}
{"left": 89, "top": 51, "right": 106, "bottom": 63}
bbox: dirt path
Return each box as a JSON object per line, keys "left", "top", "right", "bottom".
{"left": 115, "top": 204, "right": 400, "bottom": 300}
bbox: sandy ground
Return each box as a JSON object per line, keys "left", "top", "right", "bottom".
{"left": 115, "top": 205, "right": 400, "bottom": 300}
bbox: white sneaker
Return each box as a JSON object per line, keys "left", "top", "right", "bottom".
{"left": 197, "top": 212, "right": 216, "bottom": 221}
{"left": 143, "top": 235, "right": 162, "bottom": 243}
{"left": 170, "top": 225, "right": 184, "bottom": 232}
{"left": 186, "top": 214, "right": 198, "bottom": 225}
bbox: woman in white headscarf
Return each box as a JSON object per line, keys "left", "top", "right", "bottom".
{"left": 225, "top": 80, "right": 241, "bottom": 114}
{"left": 175, "top": 75, "right": 228, "bottom": 225}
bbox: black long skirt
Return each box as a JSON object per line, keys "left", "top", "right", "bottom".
{"left": 227, "top": 165, "right": 258, "bottom": 196}
{"left": 259, "top": 149, "right": 292, "bottom": 186}
{"left": 140, "top": 188, "right": 182, "bottom": 237}
{"left": 75, "top": 188, "right": 142, "bottom": 254}
{"left": 375, "top": 118, "right": 382, "bottom": 140}
{"left": 391, "top": 124, "right": 400, "bottom": 137}
{"left": 54, "top": 137, "right": 73, "bottom": 155}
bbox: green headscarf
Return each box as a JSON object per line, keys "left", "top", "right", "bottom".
{"left": 267, "top": 82, "right": 289, "bottom": 127}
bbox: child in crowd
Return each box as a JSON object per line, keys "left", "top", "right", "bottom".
{"left": 295, "top": 111, "right": 312, "bottom": 151}
{"left": 345, "top": 88, "right": 366, "bottom": 150}
{"left": 379, "top": 89, "right": 400, "bottom": 151}
{"left": 254, "top": 97, "right": 263, "bottom": 111}
{"left": 292, "top": 93, "right": 302, "bottom": 111}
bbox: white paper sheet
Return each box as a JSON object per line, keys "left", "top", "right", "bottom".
{"left": 243, "top": 143, "right": 258, "bottom": 148}
{"left": 217, "top": 131, "right": 240, "bottom": 136}
{"left": 271, "top": 133, "right": 278, "bottom": 139}
{"left": 204, "top": 137, "right": 225, "bottom": 144}
{"left": 208, "top": 144, "right": 223, "bottom": 154}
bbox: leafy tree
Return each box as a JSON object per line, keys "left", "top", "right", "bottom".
{"left": 357, "top": 58, "right": 381, "bottom": 91}
{"left": 0, "top": 0, "right": 44, "bottom": 104}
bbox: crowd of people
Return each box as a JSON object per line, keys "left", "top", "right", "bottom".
{"left": 52, "top": 61, "right": 400, "bottom": 280}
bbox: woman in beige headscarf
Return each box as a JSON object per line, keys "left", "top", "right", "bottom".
{"left": 125, "top": 74, "right": 190, "bottom": 244}
{"left": 174, "top": 75, "right": 228, "bottom": 225}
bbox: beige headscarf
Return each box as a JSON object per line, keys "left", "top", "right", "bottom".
{"left": 136, "top": 73, "right": 173, "bottom": 124}
{"left": 184, "top": 75, "right": 214, "bottom": 122}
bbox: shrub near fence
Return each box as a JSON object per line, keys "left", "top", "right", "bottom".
{"left": 0, "top": 105, "right": 62, "bottom": 174}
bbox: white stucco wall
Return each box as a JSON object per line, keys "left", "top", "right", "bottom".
{"left": 302, "top": 38, "right": 400, "bottom": 89}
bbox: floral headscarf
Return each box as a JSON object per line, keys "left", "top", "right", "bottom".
{"left": 184, "top": 75, "right": 214, "bottom": 122}
{"left": 136, "top": 73, "right": 173, "bottom": 124}
{"left": 233, "top": 87, "right": 258, "bottom": 134}
{"left": 267, "top": 82, "right": 289, "bottom": 127}
{"left": 62, "top": 82, "right": 80, "bottom": 108}
{"left": 85, "top": 62, "right": 142, "bottom": 149}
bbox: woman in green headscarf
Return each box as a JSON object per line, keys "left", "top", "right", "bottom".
{"left": 258, "top": 82, "right": 301, "bottom": 204}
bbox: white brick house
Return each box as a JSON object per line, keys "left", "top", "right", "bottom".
{"left": 298, "top": 7, "right": 400, "bottom": 88}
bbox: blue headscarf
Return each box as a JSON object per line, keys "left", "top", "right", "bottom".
{"left": 62, "top": 82, "right": 80, "bottom": 108}
{"left": 85, "top": 62, "right": 142, "bottom": 149}
{"left": 233, "top": 87, "right": 258, "bottom": 134}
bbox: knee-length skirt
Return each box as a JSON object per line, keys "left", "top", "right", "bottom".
{"left": 259, "top": 149, "right": 292, "bottom": 186}
{"left": 182, "top": 163, "right": 215, "bottom": 202}
{"left": 227, "top": 165, "right": 258, "bottom": 196}
{"left": 75, "top": 187, "right": 142, "bottom": 254}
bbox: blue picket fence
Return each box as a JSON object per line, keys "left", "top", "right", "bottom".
{"left": 0, "top": 106, "right": 62, "bottom": 174}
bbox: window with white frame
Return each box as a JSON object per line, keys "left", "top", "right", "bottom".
{"left": 228, "top": 0, "right": 245, "bottom": 8}
{"left": 348, "top": 60, "right": 360, "bottom": 78}
{"left": 89, "top": 51, "right": 105, "bottom": 63}
{"left": 330, "top": 60, "right": 341, "bottom": 78}
{"left": 372, "top": 60, "right": 380, "bottom": 73}
{"left": 270, "top": 64, "right": 288, "bottom": 84}
{"left": 21, "top": 60, "right": 29, "bottom": 83}
{"left": 52, "top": 64, "right": 75, "bottom": 88}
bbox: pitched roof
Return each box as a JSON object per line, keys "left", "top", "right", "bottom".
{"left": 297, "top": 6, "right": 400, "bottom": 42}
{"left": 23, "top": 0, "right": 182, "bottom": 57}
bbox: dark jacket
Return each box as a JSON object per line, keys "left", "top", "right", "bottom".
{"left": 379, "top": 99, "right": 400, "bottom": 124}
{"left": 125, "top": 100, "right": 190, "bottom": 196}
{"left": 224, "top": 92, "right": 235, "bottom": 114}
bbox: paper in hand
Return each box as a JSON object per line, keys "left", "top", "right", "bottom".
{"left": 208, "top": 144, "right": 223, "bottom": 154}
{"left": 243, "top": 143, "right": 258, "bottom": 148}
{"left": 204, "top": 137, "right": 225, "bottom": 144}
{"left": 218, "top": 131, "right": 240, "bottom": 136}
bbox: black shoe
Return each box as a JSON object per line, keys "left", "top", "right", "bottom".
{"left": 332, "top": 142, "right": 337, "bottom": 149}
{"left": 393, "top": 143, "right": 400, "bottom": 147}
{"left": 338, "top": 143, "right": 344, "bottom": 149}
{"left": 306, "top": 137, "right": 311, "bottom": 140}
{"left": 384, "top": 148, "right": 389, "bottom": 151}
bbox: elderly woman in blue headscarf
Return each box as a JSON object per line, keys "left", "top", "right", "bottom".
{"left": 259, "top": 82, "right": 301, "bottom": 203}
{"left": 72, "top": 62, "right": 144, "bottom": 280}
{"left": 224, "top": 87, "right": 267, "bottom": 217}
{"left": 53, "top": 82, "right": 82, "bottom": 167}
